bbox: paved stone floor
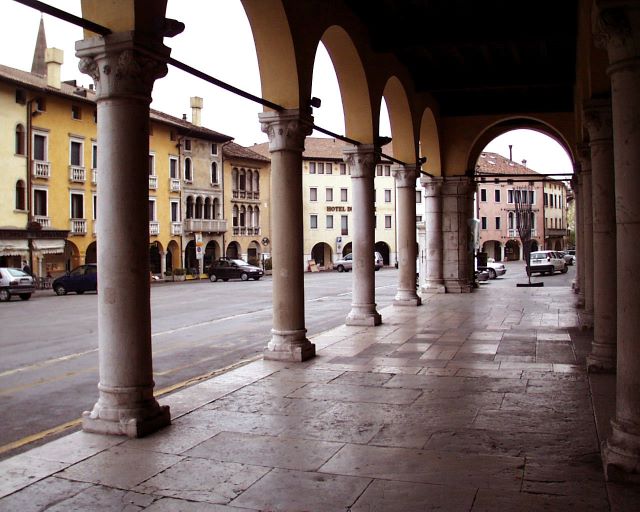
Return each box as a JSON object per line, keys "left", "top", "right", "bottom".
{"left": 1, "top": 282, "right": 639, "bottom": 511}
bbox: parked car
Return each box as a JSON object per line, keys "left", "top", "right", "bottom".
{"left": 0, "top": 267, "right": 35, "bottom": 301}
{"left": 335, "top": 252, "right": 384, "bottom": 272}
{"left": 558, "top": 251, "right": 575, "bottom": 265}
{"left": 528, "top": 250, "right": 567, "bottom": 276}
{"left": 207, "top": 258, "right": 263, "bottom": 281}
{"left": 479, "top": 258, "right": 507, "bottom": 279}
{"left": 476, "top": 269, "right": 490, "bottom": 282}
{"left": 53, "top": 264, "right": 98, "bottom": 295}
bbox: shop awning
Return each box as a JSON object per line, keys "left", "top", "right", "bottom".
{"left": 0, "top": 239, "right": 28, "bottom": 257}
{"left": 33, "top": 239, "right": 66, "bottom": 255}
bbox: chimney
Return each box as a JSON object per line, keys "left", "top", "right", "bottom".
{"left": 190, "top": 96, "right": 203, "bottom": 126}
{"left": 45, "top": 48, "right": 64, "bottom": 89}
{"left": 508, "top": 144, "right": 513, "bottom": 161}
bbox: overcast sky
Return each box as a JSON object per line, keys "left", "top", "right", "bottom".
{"left": 2, "top": 0, "right": 572, "bottom": 174}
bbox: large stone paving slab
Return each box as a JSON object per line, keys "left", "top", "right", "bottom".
{"left": 472, "top": 488, "right": 610, "bottom": 511}
{"left": 0, "top": 453, "right": 70, "bottom": 498}
{"left": 0, "top": 476, "right": 91, "bottom": 511}
{"left": 319, "top": 444, "right": 524, "bottom": 491}
{"left": 287, "top": 382, "right": 422, "bottom": 405}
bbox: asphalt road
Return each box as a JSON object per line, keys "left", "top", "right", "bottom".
{"left": 0, "top": 269, "right": 399, "bottom": 457}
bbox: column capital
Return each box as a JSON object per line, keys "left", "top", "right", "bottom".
{"left": 441, "top": 175, "right": 474, "bottom": 197}
{"left": 343, "top": 144, "right": 378, "bottom": 179}
{"left": 421, "top": 176, "right": 444, "bottom": 197}
{"left": 258, "top": 109, "right": 314, "bottom": 153}
{"left": 391, "top": 165, "right": 418, "bottom": 188}
{"left": 76, "top": 32, "right": 170, "bottom": 101}
{"left": 584, "top": 99, "right": 613, "bottom": 142}
{"left": 595, "top": 2, "right": 640, "bottom": 71}
{"left": 576, "top": 143, "right": 592, "bottom": 174}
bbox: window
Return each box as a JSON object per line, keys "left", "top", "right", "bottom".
{"left": 92, "top": 194, "right": 97, "bottom": 220}
{"left": 416, "top": 190, "right": 422, "bottom": 203}
{"left": 339, "top": 163, "right": 347, "bottom": 175}
{"left": 341, "top": 215, "right": 348, "bottom": 235}
{"left": 70, "top": 141, "right": 83, "bottom": 168}
{"left": 91, "top": 143, "right": 98, "bottom": 169}
{"left": 480, "top": 188, "right": 487, "bottom": 202}
{"left": 211, "top": 162, "right": 218, "bottom": 183}
{"left": 183, "top": 139, "right": 192, "bottom": 151}
{"left": 384, "top": 165, "right": 391, "bottom": 176}
{"left": 529, "top": 190, "right": 535, "bottom": 205}
{"left": 148, "top": 153, "right": 155, "bottom": 176}
{"left": 170, "top": 130, "right": 177, "bottom": 141}
{"left": 341, "top": 188, "right": 348, "bottom": 202}
{"left": 481, "top": 216, "right": 487, "bottom": 229}
{"left": 376, "top": 165, "right": 383, "bottom": 176}
{"left": 508, "top": 189, "right": 514, "bottom": 204}
{"left": 15, "top": 180, "right": 26, "bottom": 210}
{"left": 71, "top": 105, "right": 81, "bottom": 120}
{"left": 34, "top": 97, "right": 46, "bottom": 112}
{"left": 15, "top": 89, "right": 26, "bottom": 104}
{"left": 33, "top": 189, "right": 47, "bottom": 216}
{"left": 384, "top": 189, "right": 392, "bottom": 203}
{"left": 495, "top": 216, "right": 501, "bottom": 229}
{"left": 508, "top": 212, "right": 514, "bottom": 229}
{"left": 495, "top": 189, "right": 501, "bottom": 202}
{"left": 169, "top": 156, "right": 178, "bottom": 178}
{"left": 309, "top": 162, "right": 316, "bottom": 174}
{"left": 148, "top": 199, "right": 156, "bottom": 222}
{"left": 184, "top": 158, "right": 192, "bottom": 181}
{"left": 93, "top": 109, "right": 97, "bottom": 123}
{"left": 416, "top": 215, "right": 423, "bottom": 222}
{"left": 544, "top": 193, "right": 548, "bottom": 207}
{"left": 70, "top": 192, "right": 84, "bottom": 219}
{"left": 317, "top": 162, "right": 325, "bottom": 174}
{"left": 326, "top": 162, "right": 332, "bottom": 174}
{"left": 385, "top": 215, "right": 392, "bottom": 229}
{"left": 310, "top": 214, "right": 318, "bottom": 229}
{"left": 170, "top": 200, "right": 180, "bottom": 222}
{"left": 326, "top": 188, "right": 333, "bottom": 202}
{"left": 310, "top": 187, "right": 318, "bottom": 201}
{"left": 33, "top": 133, "right": 47, "bottom": 161}
{"left": 15, "top": 124, "right": 25, "bottom": 155}
{"left": 211, "top": 143, "right": 218, "bottom": 155}
{"left": 326, "top": 215, "right": 333, "bottom": 229}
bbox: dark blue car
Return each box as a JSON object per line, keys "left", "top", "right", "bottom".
{"left": 53, "top": 264, "right": 98, "bottom": 295}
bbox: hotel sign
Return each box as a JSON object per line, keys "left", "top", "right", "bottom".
{"left": 326, "top": 206, "right": 352, "bottom": 212}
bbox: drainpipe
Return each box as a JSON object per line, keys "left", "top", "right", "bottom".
{"left": 26, "top": 97, "right": 36, "bottom": 272}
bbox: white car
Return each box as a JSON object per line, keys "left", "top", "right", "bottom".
{"left": 483, "top": 258, "right": 507, "bottom": 279}
{"left": 0, "top": 267, "right": 36, "bottom": 301}
{"left": 528, "top": 250, "right": 567, "bottom": 276}
{"left": 335, "top": 252, "right": 384, "bottom": 272}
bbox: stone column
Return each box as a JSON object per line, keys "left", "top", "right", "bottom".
{"left": 421, "top": 177, "right": 445, "bottom": 293}
{"left": 259, "top": 109, "right": 315, "bottom": 361}
{"left": 577, "top": 145, "right": 594, "bottom": 324}
{"left": 343, "top": 145, "right": 382, "bottom": 325}
{"left": 584, "top": 100, "right": 617, "bottom": 372}
{"left": 442, "top": 176, "right": 474, "bottom": 293}
{"left": 76, "top": 33, "right": 171, "bottom": 436}
{"left": 160, "top": 250, "right": 167, "bottom": 278}
{"left": 571, "top": 175, "right": 582, "bottom": 296}
{"left": 392, "top": 165, "right": 421, "bottom": 306}
{"left": 596, "top": 0, "right": 640, "bottom": 480}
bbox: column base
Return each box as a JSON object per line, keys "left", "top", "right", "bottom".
{"left": 579, "top": 311, "right": 594, "bottom": 329}
{"left": 422, "top": 282, "right": 446, "bottom": 294}
{"left": 82, "top": 386, "right": 171, "bottom": 438}
{"left": 346, "top": 303, "right": 382, "bottom": 326}
{"left": 603, "top": 420, "right": 640, "bottom": 482}
{"left": 444, "top": 279, "right": 473, "bottom": 293}
{"left": 393, "top": 289, "right": 422, "bottom": 306}
{"left": 264, "top": 329, "right": 316, "bottom": 362}
{"left": 586, "top": 341, "right": 617, "bottom": 373}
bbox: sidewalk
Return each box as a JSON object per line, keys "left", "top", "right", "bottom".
{"left": 1, "top": 282, "right": 638, "bottom": 511}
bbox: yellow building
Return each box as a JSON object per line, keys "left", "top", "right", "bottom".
{"left": 223, "top": 142, "right": 271, "bottom": 267}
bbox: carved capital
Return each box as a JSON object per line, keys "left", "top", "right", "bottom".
{"left": 76, "top": 33, "right": 169, "bottom": 100}
{"left": 391, "top": 165, "right": 418, "bottom": 188}
{"left": 584, "top": 99, "right": 613, "bottom": 142}
{"left": 421, "top": 176, "right": 443, "bottom": 197}
{"left": 441, "top": 175, "right": 474, "bottom": 197}
{"left": 343, "top": 145, "right": 378, "bottom": 179}
{"left": 576, "top": 143, "right": 592, "bottom": 173}
{"left": 595, "top": 2, "right": 640, "bottom": 69}
{"left": 259, "top": 109, "right": 313, "bottom": 153}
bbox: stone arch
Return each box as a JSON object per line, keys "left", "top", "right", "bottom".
{"left": 311, "top": 242, "right": 332, "bottom": 268}
{"left": 65, "top": 240, "right": 81, "bottom": 271}
{"left": 226, "top": 241, "right": 241, "bottom": 259}
{"left": 375, "top": 241, "right": 391, "bottom": 266}
{"left": 382, "top": 76, "right": 416, "bottom": 162}
{"left": 247, "top": 240, "right": 261, "bottom": 266}
{"left": 342, "top": 242, "right": 352, "bottom": 257}
{"left": 86, "top": 241, "right": 97, "bottom": 264}
{"left": 149, "top": 241, "right": 163, "bottom": 274}
{"left": 205, "top": 240, "right": 220, "bottom": 269}
{"left": 166, "top": 240, "right": 180, "bottom": 272}
{"left": 481, "top": 240, "right": 502, "bottom": 261}
{"left": 505, "top": 239, "right": 521, "bottom": 261}
{"left": 419, "top": 108, "right": 442, "bottom": 176}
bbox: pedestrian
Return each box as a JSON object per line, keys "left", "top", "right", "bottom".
{"left": 22, "top": 261, "right": 31, "bottom": 275}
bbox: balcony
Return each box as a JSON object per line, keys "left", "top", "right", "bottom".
{"left": 508, "top": 228, "right": 537, "bottom": 238}
{"left": 149, "top": 221, "right": 159, "bottom": 236}
{"left": 32, "top": 160, "right": 50, "bottom": 178}
{"left": 70, "top": 218, "right": 87, "bottom": 235}
{"left": 170, "top": 178, "right": 181, "bottom": 192}
{"left": 183, "top": 218, "right": 227, "bottom": 233}
{"left": 69, "top": 165, "right": 86, "bottom": 183}
{"left": 33, "top": 215, "right": 50, "bottom": 228}
{"left": 149, "top": 175, "right": 158, "bottom": 189}
{"left": 171, "top": 222, "right": 182, "bottom": 235}
{"left": 232, "top": 226, "right": 261, "bottom": 236}
{"left": 91, "top": 168, "right": 97, "bottom": 185}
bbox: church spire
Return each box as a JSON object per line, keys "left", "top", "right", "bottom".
{"left": 31, "top": 16, "right": 47, "bottom": 76}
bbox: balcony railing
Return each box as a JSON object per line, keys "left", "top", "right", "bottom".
{"left": 32, "top": 160, "right": 50, "bottom": 178}
{"left": 231, "top": 226, "right": 261, "bottom": 236}
{"left": 91, "top": 168, "right": 97, "bottom": 185}
{"left": 183, "top": 218, "right": 227, "bottom": 233}
{"left": 149, "top": 175, "right": 158, "bottom": 189}
{"left": 508, "top": 228, "right": 537, "bottom": 238}
{"left": 171, "top": 222, "right": 182, "bottom": 235}
{"left": 69, "top": 165, "right": 86, "bottom": 182}
{"left": 34, "top": 215, "right": 50, "bottom": 227}
{"left": 170, "top": 178, "right": 181, "bottom": 192}
{"left": 70, "top": 218, "right": 87, "bottom": 235}
{"left": 149, "top": 221, "right": 159, "bottom": 236}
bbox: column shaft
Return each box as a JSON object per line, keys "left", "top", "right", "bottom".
{"left": 344, "top": 145, "right": 381, "bottom": 325}
{"left": 393, "top": 165, "right": 421, "bottom": 306}
{"left": 422, "top": 178, "right": 445, "bottom": 293}
{"left": 578, "top": 145, "right": 595, "bottom": 322}
{"left": 442, "top": 177, "right": 474, "bottom": 293}
{"left": 259, "top": 110, "right": 315, "bottom": 361}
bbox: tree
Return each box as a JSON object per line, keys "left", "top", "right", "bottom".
{"left": 514, "top": 185, "right": 534, "bottom": 284}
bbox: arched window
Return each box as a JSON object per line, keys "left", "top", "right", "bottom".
{"left": 184, "top": 157, "right": 192, "bottom": 181}
{"left": 240, "top": 205, "right": 246, "bottom": 226}
{"left": 186, "top": 196, "right": 194, "bottom": 219}
{"left": 254, "top": 171, "right": 259, "bottom": 193}
{"left": 15, "top": 124, "right": 25, "bottom": 155}
{"left": 508, "top": 212, "right": 514, "bottom": 230}
{"left": 211, "top": 162, "right": 218, "bottom": 184}
{"left": 247, "top": 206, "right": 253, "bottom": 227}
{"left": 232, "top": 205, "right": 239, "bottom": 227}
{"left": 255, "top": 206, "right": 260, "bottom": 228}
{"left": 239, "top": 169, "right": 246, "bottom": 191}
{"left": 213, "top": 198, "right": 221, "bottom": 219}
{"left": 15, "top": 180, "right": 26, "bottom": 210}
{"left": 195, "top": 196, "right": 203, "bottom": 218}
{"left": 232, "top": 168, "right": 239, "bottom": 191}
{"left": 246, "top": 171, "right": 253, "bottom": 193}
{"left": 204, "top": 197, "right": 212, "bottom": 219}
